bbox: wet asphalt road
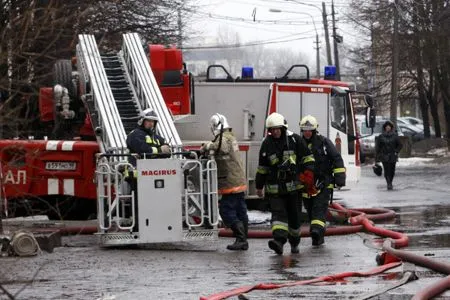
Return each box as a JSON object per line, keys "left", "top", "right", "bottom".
{"left": 1, "top": 158, "right": 450, "bottom": 300}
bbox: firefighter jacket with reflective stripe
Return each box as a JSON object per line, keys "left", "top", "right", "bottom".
{"left": 255, "top": 131, "right": 315, "bottom": 195}
{"left": 205, "top": 130, "right": 247, "bottom": 195}
{"left": 305, "top": 133, "right": 346, "bottom": 189}
{"left": 126, "top": 127, "right": 168, "bottom": 166}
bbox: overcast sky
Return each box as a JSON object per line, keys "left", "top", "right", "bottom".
{"left": 185, "top": 0, "right": 359, "bottom": 65}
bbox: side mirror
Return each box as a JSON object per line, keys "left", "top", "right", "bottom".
{"left": 364, "top": 94, "right": 374, "bottom": 108}
{"left": 365, "top": 107, "right": 376, "bottom": 128}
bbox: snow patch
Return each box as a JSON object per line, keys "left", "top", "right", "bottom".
{"left": 427, "top": 147, "right": 449, "bottom": 157}
{"left": 247, "top": 210, "right": 271, "bottom": 224}
{"left": 397, "top": 157, "right": 434, "bottom": 167}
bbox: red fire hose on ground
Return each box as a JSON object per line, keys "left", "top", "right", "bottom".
{"left": 203, "top": 202, "right": 450, "bottom": 300}
{"left": 54, "top": 202, "right": 449, "bottom": 299}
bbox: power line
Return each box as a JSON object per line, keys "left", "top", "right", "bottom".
{"left": 182, "top": 34, "right": 316, "bottom": 49}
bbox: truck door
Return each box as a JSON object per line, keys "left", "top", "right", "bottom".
{"left": 268, "top": 83, "right": 330, "bottom": 136}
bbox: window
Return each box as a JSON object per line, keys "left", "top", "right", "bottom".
{"left": 330, "top": 90, "right": 346, "bottom": 133}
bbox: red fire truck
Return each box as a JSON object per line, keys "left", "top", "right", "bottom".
{"left": 0, "top": 33, "right": 374, "bottom": 220}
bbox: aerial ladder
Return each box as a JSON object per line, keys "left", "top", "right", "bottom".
{"left": 76, "top": 33, "right": 218, "bottom": 247}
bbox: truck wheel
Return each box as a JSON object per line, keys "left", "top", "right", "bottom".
{"left": 53, "top": 59, "right": 75, "bottom": 97}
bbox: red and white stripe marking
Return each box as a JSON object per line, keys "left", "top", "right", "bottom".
{"left": 47, "top": 178, "right": 75, "bottom": 196}
{"left": 45, "top": 141, "right": 76, "bottom": 151}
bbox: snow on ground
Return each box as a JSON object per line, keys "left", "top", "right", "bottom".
{"left": 247, "top": 210, "right": 271, "bottom": 225}
{"left": 397, "top": 157, "right": 435, "bottom": 167}
{"left": 427, "top": 146, "right": 449, "bottom": 157}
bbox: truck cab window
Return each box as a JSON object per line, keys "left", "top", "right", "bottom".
{"left": 330, "top": 90, "right": 346, "bottom": 133}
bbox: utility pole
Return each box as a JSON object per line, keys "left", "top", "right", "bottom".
{"left": 315, "top": 34, "right": 320, "bottom": 78}
{"left": 322, "top": 2, "right": 332, "bottom": 66}
{"left": 390, "top": 0, "right": 399, "bottom": 124}
{"left": 177, "top": 7, "right": 183, "bottom": 48}
{"left": 332, "top": 0, "right": 341, "bottom": 80}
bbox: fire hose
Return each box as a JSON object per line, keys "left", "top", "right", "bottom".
{"left": 53, "top": 203, "right": 449, "bottom": 299}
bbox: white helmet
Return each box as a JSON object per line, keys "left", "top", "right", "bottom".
{"left": 266, "top": 112, "right": 288, "bottom": 129}
{"left": 138, "top": 108, "right": 159, "bottom": 126}
{"left": 299, "top": 115, "right": 318, "bottom": 131}
{"left": 210, "top": 113, "right": 231, "bottom": 136}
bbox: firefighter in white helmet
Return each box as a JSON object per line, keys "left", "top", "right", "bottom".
{"left": 299, "top": 115, "right": 346, "bottom": 246}
{"left": 255, "top": 112, "right": 315, "bottom": 255}
{"left": 201, "top": 113, "right": 248, "bottom": 251}
{"left": 126, "top": 108, "right": 171, "bottom": 158}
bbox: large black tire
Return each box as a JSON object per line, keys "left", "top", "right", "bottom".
{"left": 53, "top": 59, "right": 75, "bottom": 97}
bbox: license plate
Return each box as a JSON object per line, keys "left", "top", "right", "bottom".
{"left": 45, "top": 161, "right": 77, "bottom": 171}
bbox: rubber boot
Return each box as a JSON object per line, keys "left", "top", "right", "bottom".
{"left": 288, "top": 235, "right": 301, "bottom": 254}
{"left": 268, "top": 239, "right": 284, "bottom": 255}
{"left": 227, "top": 221, "right": 249, "bottom": 251}
{"left": 311, "top": 226, "right": 324, "bottom": 246}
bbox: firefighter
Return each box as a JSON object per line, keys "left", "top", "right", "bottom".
{"left": 125, "top": 108, "right": 171, "bottom": 230}
{"left": 375, "top": 120, "right": 402, "bottom": 190}
{"left": 126, "top": 108, "right": 171, "bottom": 157}
{"left": 255, "top": 112, "right": 315, "bottom": 255}
{"left": 201, "top": 113, "right": 249, "bottom": 251}
{"left": 299, "top": 115, "right": 346, "bottom": 246}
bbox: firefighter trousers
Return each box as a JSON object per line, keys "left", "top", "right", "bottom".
{"left": 268, "top": 192, "right": 301, "bottom": 246}
{"left": 219, "top": 192, "right": 248, "bottom": 227}
{"left": 303, "top": 189, "right": 330, "bottom": 239}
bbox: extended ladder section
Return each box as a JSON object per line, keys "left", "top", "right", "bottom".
{"left": 121, "top": 33, "right": 182, "bottom": 151}
{"left": 76, "top": 33, "right": 182, "bottom": 153}
{"left": 101, "top": 54, "right": 140, "bottom": 134}
{"left": 77, "top": 34, "right": 127, "bottom": 153}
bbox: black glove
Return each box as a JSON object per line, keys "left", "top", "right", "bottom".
{"left": 334, "top": 173, "right": 346, "bottom": 187}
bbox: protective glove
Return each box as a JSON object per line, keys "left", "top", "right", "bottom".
{"left": 334, "top": 173, "right": 346, "bottom": 187}
{"left": 299, "top": 170, "right": 314, "bottom": 187}
{"left": 160, "top": 144, "right": 171, "bottom": 154}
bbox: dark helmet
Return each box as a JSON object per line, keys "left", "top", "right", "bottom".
{"left": 373, "top": 164, "right": 382, "bottom": 176}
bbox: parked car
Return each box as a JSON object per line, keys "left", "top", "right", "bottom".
{"left": 398, "top": 117, "right": 435, "bottom": 136}
{"left": 397, "top": 122, "right": 424, "bottom": 143}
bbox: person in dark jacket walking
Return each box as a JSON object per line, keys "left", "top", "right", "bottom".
{"left": 375, "top": 120, "right": 402, "bottom": 190}
{"left": 299, "top": 115, "right": 346, "bottom": 246}
{"left": 201, "top": 113, "right": 248, "bottom": 251}
{"left": 255, "top": 112, "right": 315, "bottom": 255}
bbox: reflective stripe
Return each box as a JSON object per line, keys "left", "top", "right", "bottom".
{"left": 302, "top": 154, "right": 315, "bottom": 164}
{"left": 333, "top": 168, "right": 346, "bottom": 174}
{"left": 302, "top": 190, "right": 321, "bottom": 197}
{"left": 288, "top": 227, "right": 300, "bottom": 237}
{"left": 327, "top": 184, "right": 334, "bottom": 189}
{"left": 124, "top": 168, "right": 138, "bottom": 178}
{"left": 283, "top": 151, "right": 296, "bottom": 165}
{"left": 269, "top": 154, "right": 279, "bottom": 165}
{"left": 218, "top": 185, "right": 247, "bottom": 195}
{"left": 265, "top": 181, "right": 302, "bottom": 194}
{"left": 311, "top": 219, "right": 326, "bottom": 227}
{"left": 272, "top": 222, "right": 289, "bottom": 232}
{"left": 151, "top": 147, "right": 159, "bottom": 154}
{"left": 146, "top": 135, "right": 161, "bottom": 146}
{"left": 266, "top": 184, "right": 279, "bottom": 194}
{"left": 256, "top": 166, "right": 269, "bottom": 174}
